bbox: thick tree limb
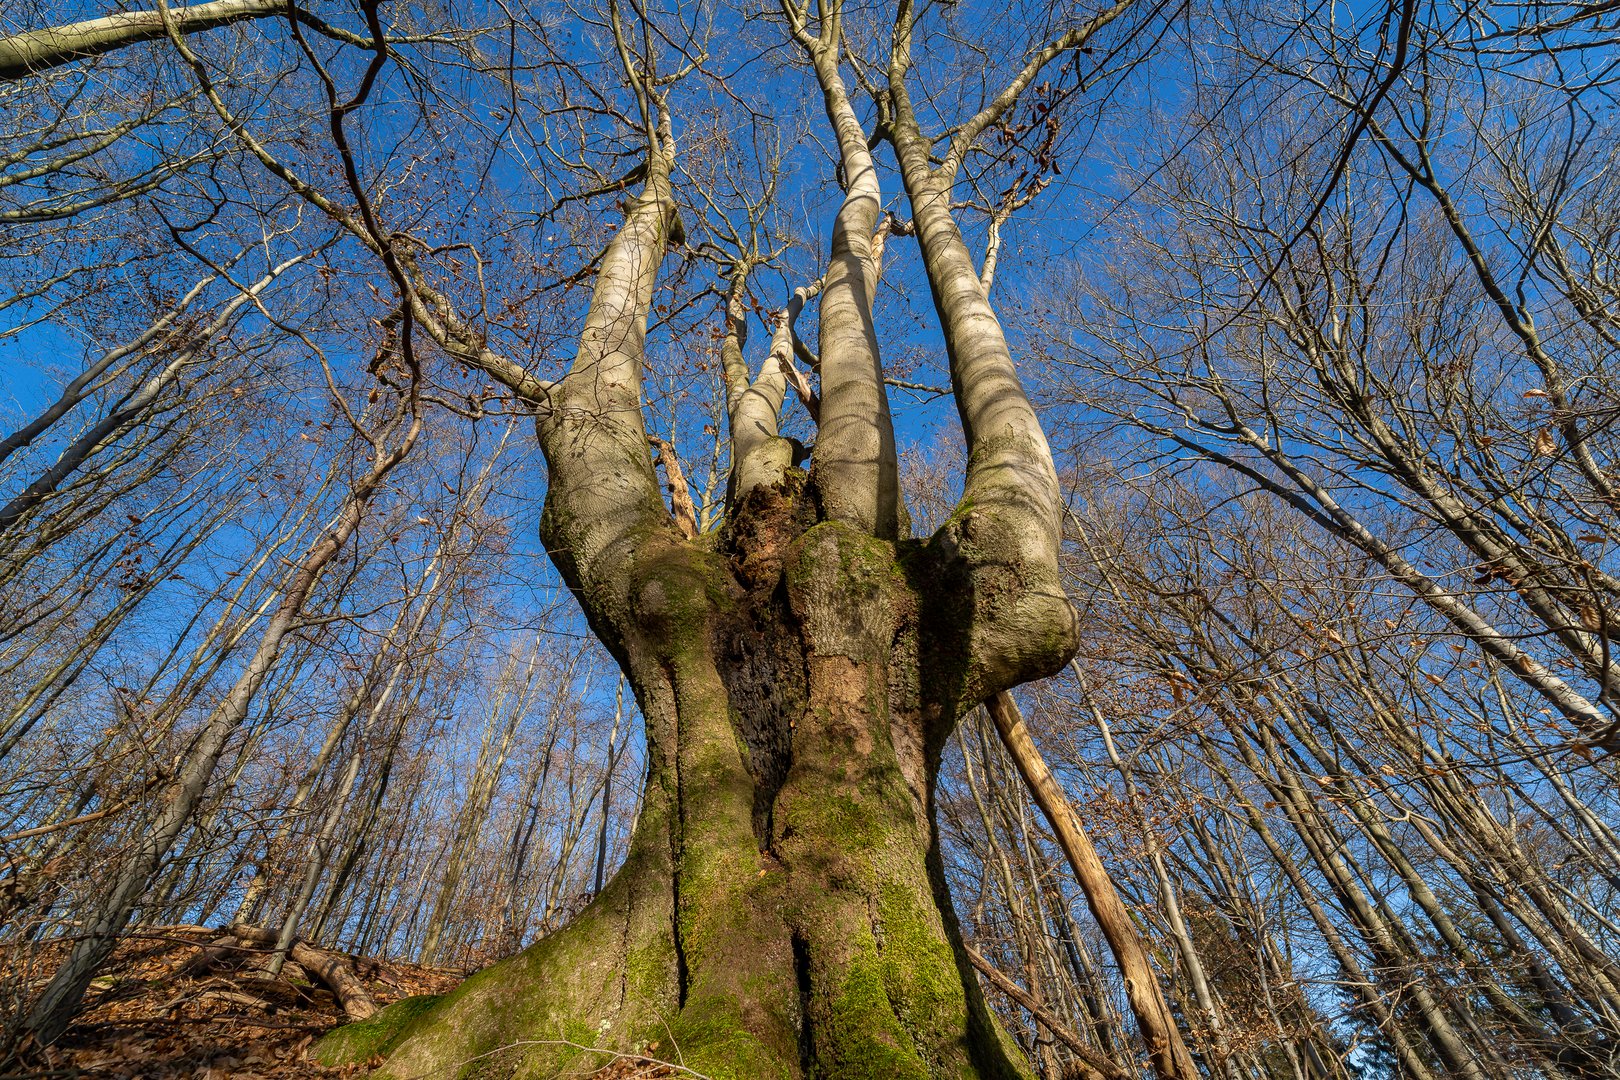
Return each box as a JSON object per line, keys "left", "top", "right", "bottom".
{"left": 729, "top": 273, "right": 823, "bottom": 500}
{"left": 785, "top": 0, "right": 903, "bottom": 539}
{"left": 886, "top": 28, "right": 1077, "bottom": 696}
{"left": 534, "top": 110, "right": 686, "bottom": 610}
{"left": 0, "top": 0, "right": 377, "bottom": 80}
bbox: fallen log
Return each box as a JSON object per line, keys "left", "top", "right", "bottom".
{"left": 178, "top": 933, "right": 244, "bottom": 978}
{"left": 227, "top": 923, "right": 378, "bottom": 1020}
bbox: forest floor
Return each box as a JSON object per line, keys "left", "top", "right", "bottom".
{"left": 2, "top": 928, "right": 459, "bottom": 1079}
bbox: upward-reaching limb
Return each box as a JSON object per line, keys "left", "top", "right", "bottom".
{"left": 2, "top": 0, "right": 290, "bottom": 78}
{"left": 534, "top": 103, "right": 688, "bottom": 626}
{"left": 724, "top": 261, "right": 823, "bottom": 502}
{"left": 883, "top": 5, "right": 1201, "bottom": 1077}
{"left": 782, "top": 0, "right": 903, "bottom": 539}
{"left": 883, "top": 0, "right": 1108, "bottom": 697}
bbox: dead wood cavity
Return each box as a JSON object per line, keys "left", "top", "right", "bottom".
{"left": 719, "top": 572, "right": 808, "bottom": 847}
{"left": 718, "top": 479, "right": 815, "bottom": 848}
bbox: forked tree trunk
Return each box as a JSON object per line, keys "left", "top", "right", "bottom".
{"left": 365, "top": 471, "right": 1075, "bottom": 1079}
{"left": 323, "top": 15, "right": 1081, "bottom": 1067}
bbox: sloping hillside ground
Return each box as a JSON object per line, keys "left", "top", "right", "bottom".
{"left": 5, "top": 929, "right": 700, "bottom": 1078}
{"left": 3, "top": 928, "right": 454, "bottom": 1078}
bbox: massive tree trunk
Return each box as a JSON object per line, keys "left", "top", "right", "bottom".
{"left": 289, "top": 0, "right": 1090, "bottom": 1066}
{"left": 319, "top": 60, "right": 1077, "bottom": 1080}
{"left": 364, "top": 492, "right": 1072, "bottom": 1080}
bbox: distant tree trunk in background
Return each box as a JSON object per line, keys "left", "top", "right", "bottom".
{"left": 418, "top": 645, "right": 532, "bottom": 965}
{"left": 21, "top": 406, "right": 420, "bottom": 1044}
{"left": 986, "top": 693, "right": 1199, "bottom": 1080}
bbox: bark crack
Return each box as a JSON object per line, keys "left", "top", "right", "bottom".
{"left": 791, "top": 930, "right": 814, "bottom": 1073}
{"left": 669, "top": 710, "right": 690, "bottom": 1009}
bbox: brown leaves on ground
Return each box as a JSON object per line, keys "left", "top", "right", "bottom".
{"left": 4, "top": 928, "right": 460, "bottom": 1078}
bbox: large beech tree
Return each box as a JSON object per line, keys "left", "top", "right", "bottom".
{"left": 0, "top": 0, "right": 1151, "bottom": 1075}
{"left": 351, "top": 3, "right": 1122, "bottom": 1074}
{"left": 15, "top": 3, "right": 1620, "bottom": 1077}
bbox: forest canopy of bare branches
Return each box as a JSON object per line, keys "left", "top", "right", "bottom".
{"left": 3, "top": 0, "right": 1620, "bottom": 1077}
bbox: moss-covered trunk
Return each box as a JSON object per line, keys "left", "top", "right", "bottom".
{"left": 317, "top": 76, "right": 1078, "bottom": 1076}
{"left": 323, "top": 478, "right": 1059, "bottom": 1079}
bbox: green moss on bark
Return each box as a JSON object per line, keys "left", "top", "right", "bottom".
{"left": 824, "top": 948, "right": 930, "bottom": 1080}
{"left": 874, "top": 882, "right": 964, "bottom": 1050}
{"left": 313, "top": 994, "right": 443, "bottom": 1066}
{"left": 659, "top": 991, "right": 797, "bottom": 1080}
{"left": 363, "top": 505, "right": 1048, "bottom": 1080}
